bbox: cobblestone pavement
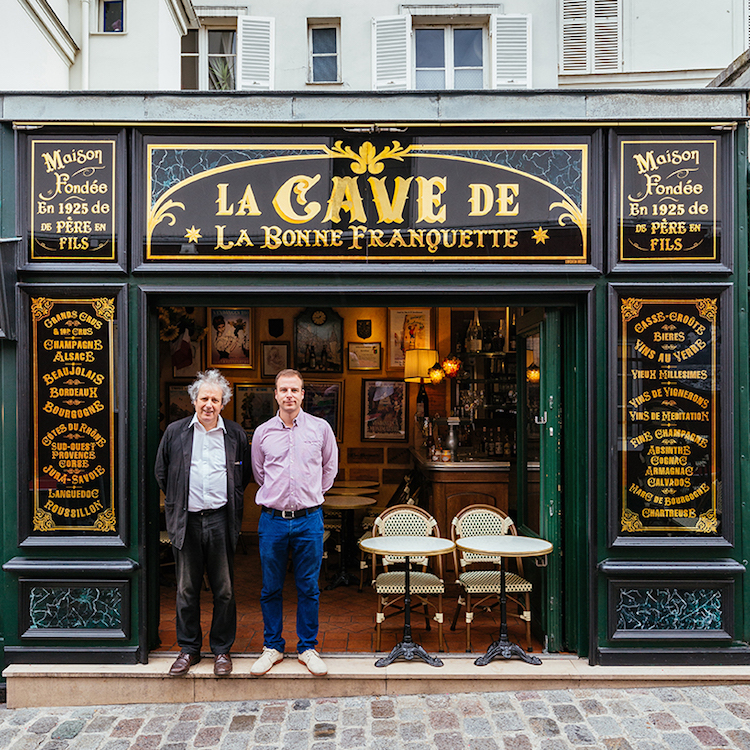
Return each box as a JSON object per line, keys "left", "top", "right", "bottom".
{"left": 3, "top": 684, "right": 750, "bottom": 750}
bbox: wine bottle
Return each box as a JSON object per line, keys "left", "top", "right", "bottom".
{"left": 416, "top": 382, "right": 429, "bottom": 419}
{"left": 465, "top": 309, "right": 483, "bottom": 352}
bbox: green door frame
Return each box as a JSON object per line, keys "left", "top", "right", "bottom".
{"left": 141, "top": 289, "right": 590, "bottom": 658}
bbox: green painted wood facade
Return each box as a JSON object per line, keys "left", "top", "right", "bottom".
{"left": 0, "top": 91, "right": 748, "bottom": 671}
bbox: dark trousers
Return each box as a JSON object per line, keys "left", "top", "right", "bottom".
{"left": 173, "top": 507, "right": 236, "bottom": 655}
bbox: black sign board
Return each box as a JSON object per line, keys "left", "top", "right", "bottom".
{"left": 618, "top": 137, "right": 720, "bottom": 263}
{"left": 30, "top": 138, "right": 117, "bottom": 261}
{"left": 31, "top": 297, "right": 116, "bottom": 533}
{"left": 618, "top": 296, "right": 720, "bottom": 535}
{"left": 145, "top": 136, "right": 590, "bottom": 264}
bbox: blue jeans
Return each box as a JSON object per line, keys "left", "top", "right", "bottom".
{"left": 173, "top": 507, "right": 236, "bottom": 655}
{"left": 258, "top": 506, "right": 324, "bottom": 653}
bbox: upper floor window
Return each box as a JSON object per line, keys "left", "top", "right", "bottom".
{"left": 101, "top": 0, "right": 124, "bottom": 32}
{"left": 560, "top": 0, "right": 620, "bottom": 74}
{"left": 309, "top": 22, "right": 340, "bottom": 83}
{"left": 415, "top": 26, "right": 483, "bottom": 89}
{"left": 373, "top": 14, "right": 531, "bottom": 90}
{"left": 182, "top": 27, "right": 237, "bottom": 90}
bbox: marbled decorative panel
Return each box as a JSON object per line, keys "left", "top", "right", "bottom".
{"left": 29, "top": 586, "right": 122, "bottom": 630}
{"left": 616, "top": 588, "right": 722, "bottom": 631}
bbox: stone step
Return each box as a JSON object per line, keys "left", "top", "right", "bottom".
{"left": 5, "top": 654, "right": 750, "bottom": 708}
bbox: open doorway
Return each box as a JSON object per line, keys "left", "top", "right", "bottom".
{"left": 151, "top": 303, "right": 566, "bottom": 656}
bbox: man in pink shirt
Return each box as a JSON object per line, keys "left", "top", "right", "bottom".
{"left": 250, "top": 369, "right": 338, "bottom": 677}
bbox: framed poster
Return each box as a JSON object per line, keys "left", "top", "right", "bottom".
{"left": 348, "top": 342, "right": 382, "bottom": 371}
{"left": 387, "top": 308, "right": 432, "bottom": 370}
{"left": 167, "top": 383, "right": 193, "bottom": 424}
{"left": 261, "top": 341, "right": 289, "bottom": 379}
{"left": 235, "top": 384, "right": 276, "bottom": 440}
{"left": 158, "top": 306, "right": 207, "bottom": 378}
{"left": 294, "top": 307, "right": 343, "bottom": 374}
{"left": 208, "top": 308, "right": 252, "bottom": 368}
{"left": 362, "top": 379, "right": 407, "bottom": 441}
{"left": 304, "top": 380, "right": 343, "bottom": 441}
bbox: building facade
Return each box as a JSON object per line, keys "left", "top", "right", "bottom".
{"left": 1, "top": 1, "right": 750, "bottom": 680}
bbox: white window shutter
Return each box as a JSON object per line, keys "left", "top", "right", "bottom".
{"left": 491, "top": 14, "right": 532, "bottom": 89}
{"left": 372, "top": 15, "right": 411, "bottom": 90}
{"left": 237, "top": 16, "right": 274, "bottom": 90}
{"left": 560, "top": 0, "right": 588, "bottom": 73}
{"left": 592, "top": 0, "right": 620, "bottom": 72}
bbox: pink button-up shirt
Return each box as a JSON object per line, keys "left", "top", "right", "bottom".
{"left": 251, "top": 409, "right": 338, "bottom": 511}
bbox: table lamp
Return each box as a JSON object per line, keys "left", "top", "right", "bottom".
{"left": 404, "top": 348, "right": 439, "bottom": 419}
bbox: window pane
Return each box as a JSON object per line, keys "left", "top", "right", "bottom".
{"left": 208, "top": 56, "right": 236, "bottom": 90}
{"left": 103, "top": 1, "right": 123, "bottom": 32}
{"left": 415, "top": 29, "right": 445, "bottom": 68}
{"left": 181, "top": 30, "right": 198, "bottom": 54}
{"left": 454, "top": 28, "right": 482, "bottom": 67}
{"left": 312, "top": 27, "right": 337, "bottom": 54}
{"left": 454, "top": 68, "right": 483, "bottom": 89}
{"left": 313, "top": 56, "right": 337, "bottom": 82}
{"left": 416, "top": 69, "right": 445, "bottom": 89}
{"left": 181, "top": 57, "right": 199, "bottom": 90}
{"left": 208, "top": 30, "right": 235, "bottom": 55}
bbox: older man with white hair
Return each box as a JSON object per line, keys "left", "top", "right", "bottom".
{"left": 156, "top": 369, "right": 252, "bottom": 677}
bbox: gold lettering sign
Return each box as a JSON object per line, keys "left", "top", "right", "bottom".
{"left": 618, "top": 137, "right": 720, "bottom": 263}
{"left": 146, "top": 137, "right": 589, "bottom": 264}
{"left": 31, "top": 297, "right": 117, "bottom": 533}
{"left": 619, "top": 296, "right": 720, "bottom": 535}
{"left": 30, "top": 139, "right": 117, "bottom": 261}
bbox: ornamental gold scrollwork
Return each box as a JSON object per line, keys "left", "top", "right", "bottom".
{"left": 33, "top": 509, "right": 55, "bottom": 532}
{"left": 94, "top": 508, "right": 117, "bottom": 533}
{"left": 621, "top": 507, "right": 644, "bottom": 533}
{"left": 695, "top": 298, "right": 718, "bottom": 323}
{"left": 695, "top": 508, "right": 718, "bottom": 534}
{"left": 31, "top": 298, "right": 54, "bottom": 322}
{"left": 324, "top": 140, "right": 412, "bottom": 175}
{"left": 92, "top": 298, "right": 116, "bottom": 322}
{"left": 621, "top": 298, "right": 643, "bottom": 323}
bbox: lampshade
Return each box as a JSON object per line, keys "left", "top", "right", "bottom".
{"left": 404, "top": 349, "right": 439, "bottom": 382}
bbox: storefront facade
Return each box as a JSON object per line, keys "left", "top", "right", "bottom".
{"left": 0, "top": 89, "right": 748, "bottom": 671}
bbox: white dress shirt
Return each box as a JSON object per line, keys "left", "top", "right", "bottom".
{"left": 187, "top": 414, "right": 228, "bottom": 512}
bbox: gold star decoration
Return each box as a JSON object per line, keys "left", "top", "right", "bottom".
{"left": 184, "top": 226, "right": 202, "bottom": 243}
{"left": 532, "top": 227, "right": 549, "bottom": 245}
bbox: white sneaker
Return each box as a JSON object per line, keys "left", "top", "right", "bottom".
{"left": 251, "top": 647, "right": 284, "bottom": 676}
{"left": 298, "top": 649, "right": 327, "bottom": 676}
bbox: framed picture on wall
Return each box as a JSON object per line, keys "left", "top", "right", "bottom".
{"left": 348, "top": 342, "right": 382, "bottom": 371}
{"left": 294, "top": 307, "right": 344, "bottom": 374}
{"left": 166, "top": 383, "right": 193, "bottom": 424}
{"left": 208, "top": 308, "right": 252, "bottom": 368}
{"left": 261, "top": 341, "right": 290, "bottom": 379}
{"left": 304, "top": 380, "right": 344, "bottom": 441}
{"left": 234, "top": 384, "right": 276, "bottom": 440}
{"left": 387, "top": 308, "right": 432, "bottom": 370}
{"left": 157, "top": 306, "right": 207, "bottom": 379}
{"left": 361, "top": 379, "right": 407, "bottom": 441}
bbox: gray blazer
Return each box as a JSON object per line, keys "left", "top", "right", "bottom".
{"left": 155, "top": 415, "right": 252, "bottom": 551}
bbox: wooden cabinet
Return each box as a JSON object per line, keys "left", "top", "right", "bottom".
{"left": 412, "top": 450, "right": 509, "bottom": 552}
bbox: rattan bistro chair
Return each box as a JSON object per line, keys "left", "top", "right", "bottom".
{"left": 450, "top": 504, "right": 533, "bottom": 652}
{"left": 369, "top": 504, "right": 447, "bottom": 652}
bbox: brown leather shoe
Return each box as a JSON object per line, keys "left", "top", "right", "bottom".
{"left": 169, "top": 651, "right": 201, "bottom": 676}
{"left": 214, "top": 653, "right": 232, "bottom": 676}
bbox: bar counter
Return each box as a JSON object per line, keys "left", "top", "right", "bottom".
{"left": 411, "top": 449, "right": 511, "bottom": 542}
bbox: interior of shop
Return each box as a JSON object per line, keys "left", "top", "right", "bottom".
{"left": 155, "top": 305, "right": 548, "bottom": 656}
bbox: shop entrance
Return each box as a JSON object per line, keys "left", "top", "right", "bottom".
{"left": 149, "top": 300, "right": 582, "bottom": 658}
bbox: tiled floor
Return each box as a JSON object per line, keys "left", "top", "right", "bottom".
{"left": 156, "top": 539, "right": 543, "bottom": 656}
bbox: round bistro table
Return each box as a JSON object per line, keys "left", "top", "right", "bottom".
{"left": 323, "top": 494, "right": 377, "bottom": 589}
{"left": 456, "top": 534, "right": 552, "bottom": 667}
{"left": 358, "top": 534, "right": 455, "bottom": 668}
